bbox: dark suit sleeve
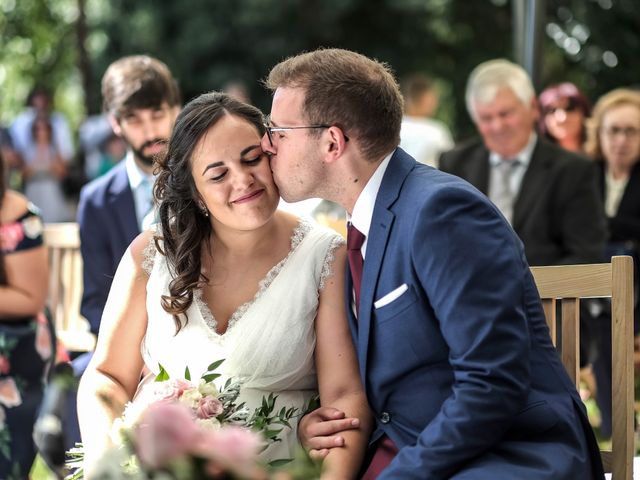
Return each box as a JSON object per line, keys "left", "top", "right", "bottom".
{"left": 609, "top": 215, "right": 640, "bottom": 243}
{"left": 77, "top": 189, "right": 114, "bottom": 335}
{"left": 438, "top": 150, "right": 456, "bottom": 175}
{"left": 380, "top": 185, "right": 532, "bottom": 479}
{"left": 555, "top": 159, "right": 607, "bottom": 264}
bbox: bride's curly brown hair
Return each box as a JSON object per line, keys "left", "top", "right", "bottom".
{"left": 153, "top": 91, "right": 266, "bottom": 332}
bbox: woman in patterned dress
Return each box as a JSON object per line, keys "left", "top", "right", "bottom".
{"left": 0, "top": 150, "right": 53, "bottom": 478}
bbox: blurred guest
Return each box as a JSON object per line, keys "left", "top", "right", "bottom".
{"left": 95, "top": 132, "right": 126, "bottom": 178}
{"left": 78, "top": 114, "right": 117, "bottom": 180}
{"left": 222, "top": 80, "right": 251, "bottom": 104}
{"left": 10, "top": 86, "right": 74, "bottom": 163}
{"left": 0, "top": 125, "right": 22, "bottom": 190}
{"left": 399, "top": 73, "right": 453, "bottom": 167}
{"left": 21, "top": 117, "right": 73, "bottom": 223}
{"left": 22, "top": 117, "right": 71, "bottom": 222}
{"left": 0, "top": 150, "right": 53, "bottom": 478}
{"left": 539, "top": 82, "right": 591, "bottom": 153}
{"left": 440, "top": 59, "right": 606, "bottom": 266}
{"left": 78, "top": 55, "right": 181, "bottom": 339}
{"left": 584, "top": 87, "right": 640, "bottom": 438}
{"left": 586, "top": 88, "right": 640, "bottom": 248}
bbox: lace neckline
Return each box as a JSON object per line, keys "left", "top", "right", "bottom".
{"left": 194, "top": 220, "right": 312, "bottom": 338}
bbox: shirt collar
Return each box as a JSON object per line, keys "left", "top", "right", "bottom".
{"left": 488, "top": 132, "right": 537, "bottom": 168}
{"left": 349, "top": 150, "right": 394, "bottom": 238}
{"left": 125, "top": 150, "right": 154, "bottom": 189}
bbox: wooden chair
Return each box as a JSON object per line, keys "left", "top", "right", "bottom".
{"left": 43, "top": 222, "right": 96, "bottom": 353}
{"left": 530, "top": 256, "right": 634, "bottom": 480}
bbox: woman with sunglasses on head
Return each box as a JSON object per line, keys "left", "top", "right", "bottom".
{"left": 539, "top": 82, "right": 591, "bottom": 153}
{"left": 78, "top": 92, "right": 371, "bottom": 478}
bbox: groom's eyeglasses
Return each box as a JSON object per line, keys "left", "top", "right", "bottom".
{"left": 264, "top": 117, "right": 349, "bottom": 147}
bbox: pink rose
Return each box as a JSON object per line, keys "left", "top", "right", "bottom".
{"left": 151, "top": 378, "right": 194, "bottom": 402}
{"left": 133, "top": 402, "right": 200, "bottom": 469}
{"left": 0, "top": 356, "right": 10, "bottom": 375}
{"left": 196, "top": 396, "right": 224, "bottom": 419}
{"left": 193, "top": 425, "right": 263, "bottom": 475}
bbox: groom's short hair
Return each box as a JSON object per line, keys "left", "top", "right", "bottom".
{"left": 265, "top": 48, "right": 403, "bottom": 161}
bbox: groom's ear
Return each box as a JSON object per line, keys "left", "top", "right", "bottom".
{"left": 324, "top": 125, "right": 348, "bottom": 163}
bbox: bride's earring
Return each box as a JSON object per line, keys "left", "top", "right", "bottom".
{"left": 198, "top": 201, "right": 209, "bottom": 217}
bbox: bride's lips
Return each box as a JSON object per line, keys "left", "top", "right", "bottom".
{"left": 232, "top": 189, "right": 264, "bottom": 204}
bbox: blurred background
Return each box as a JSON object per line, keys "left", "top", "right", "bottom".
{"left": 0, "top": 0, "right": 637, "bottom": 145}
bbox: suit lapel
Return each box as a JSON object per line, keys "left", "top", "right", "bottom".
{"left": 467, "top": 147, "right": 490, "bottom": 194}
{"left": 513, "top": 140, "right": 552, "bottom": 231}
{"left": 356, "top": 149, "right": 413, "bottom": 381}
{"left": 108, "top": 165, "right": 139, "bottom": 240}
{"left": 618, "top": 161, "right": 640, "bottom": 213}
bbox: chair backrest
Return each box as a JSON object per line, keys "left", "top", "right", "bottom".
{"left": 530, "top": 256, "right": 634, "bottom": 480}
{"left": 43, "top": 222, "right": 96, "bottom": 353}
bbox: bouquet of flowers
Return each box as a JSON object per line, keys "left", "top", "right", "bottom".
{"left": 66, "top": 360, "right": 321, "bottom": 479}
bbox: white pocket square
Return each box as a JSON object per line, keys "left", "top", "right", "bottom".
{"left": 374, "top": 284, "right": 408, "bottom": 309}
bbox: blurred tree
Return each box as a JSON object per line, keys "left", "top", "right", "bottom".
{"left": 0, "top": 0, "right": 83, "bottom": 129}
{"left": 1, "top": 0, "right": 638, "bottom": 144}
{"left": 541, "top": 0, "right": 640, "bottom": 103}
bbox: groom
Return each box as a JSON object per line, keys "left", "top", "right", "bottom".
{"left": 261, "top": 49, "right": 604, "bottom": 479}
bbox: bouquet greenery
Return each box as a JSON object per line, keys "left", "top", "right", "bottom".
{"left": 66, "top": 360, "right": 321, "bottom": 479}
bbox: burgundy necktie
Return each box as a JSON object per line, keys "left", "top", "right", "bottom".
{"left": 347, "top": 223, "right": 365, "bottom": 313}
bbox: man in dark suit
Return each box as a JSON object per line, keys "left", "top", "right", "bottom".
{"left": 263, "top": 49, "right": 604, "bottom": 479}
{"left": 65, "top": 56, "right": 180, "bottom": 449}
{"left": 77, "top": 55, "right": 181, "bottom": 338}
{"left": 439, "top": 59, "right": 606, "bottom": 267}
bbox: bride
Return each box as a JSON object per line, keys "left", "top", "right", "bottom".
{"left": 77, "top": 92, "right": 372, "bottom": 478}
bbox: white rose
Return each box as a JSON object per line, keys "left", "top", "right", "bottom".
{"left": 198, "top": 379, "right": 219, "bottom": 397}
{"left": 178, "top": 387, "right": 202, "bottom": 408}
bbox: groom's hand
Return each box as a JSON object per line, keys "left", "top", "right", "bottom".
{"left": 298, "top": 407, "right": 360, "bottom": 459}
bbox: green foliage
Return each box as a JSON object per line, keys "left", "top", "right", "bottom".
{"left": 1, "top": 0, "right": 639, "bottom": 143}
{"left": 0, "top": 0, "right": 82, "bottom": 127}
{"left": 246, "top": 392, "right": 300, "bottom": 444}
{"left": 0, "top": 424, "right": 11, "bottom": 460}
{"left": 155, "top": 363, "right": 169, "bottom": 382}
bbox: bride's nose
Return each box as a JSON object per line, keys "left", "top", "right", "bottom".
{"left": 231, "top": 168, "right": 255, "bottom": 190}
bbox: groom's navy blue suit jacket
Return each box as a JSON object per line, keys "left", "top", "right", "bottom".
{"left": 347, "top": 148, "right": 604, "bottom": 479}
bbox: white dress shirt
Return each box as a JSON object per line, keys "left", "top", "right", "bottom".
{"left": 125, "top": 152, "right": 155, "bottom": 230}
{"left": 348, "top": 151, "right": 394, "bottom": 259}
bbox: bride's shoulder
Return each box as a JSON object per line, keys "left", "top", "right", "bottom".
{"left": 129, "top": 229, "right": 159, "bottom": 274}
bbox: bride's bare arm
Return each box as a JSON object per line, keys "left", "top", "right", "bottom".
{"left": 77, "top": 231, "right": 152, "bottom": 470}
{"left": 314, "top": 244, "right": 373, "bottom": 479}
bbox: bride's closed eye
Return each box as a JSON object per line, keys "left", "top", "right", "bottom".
{"left": 207, "top": 152, "right": 267, "bottom": 182}
{"left": 241, "top": 153, "right": 266, "bottom": 166}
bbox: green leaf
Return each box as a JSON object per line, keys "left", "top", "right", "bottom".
{"left": 202, "top": 373, "right": 221, "bottom": 383}
{"left": 206, "top": 359, "right": 225, "bottom": 372}
{"left": 155, "top": 363, "right": 170, "bottom": 382}
{"left": 184, "top": 366, "right": 191, "bottom": 381}
{"left": 263, "top": 428, "right": 283, "bottom": 439}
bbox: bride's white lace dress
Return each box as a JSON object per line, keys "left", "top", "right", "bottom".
{"left": 139, "top": 220, "right": 344, "bottom": 460}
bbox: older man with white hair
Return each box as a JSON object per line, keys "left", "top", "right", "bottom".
{"left": 440, "top": 59, "right": 606, "bottom": 267}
